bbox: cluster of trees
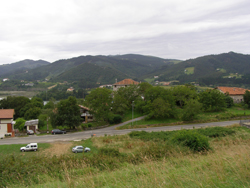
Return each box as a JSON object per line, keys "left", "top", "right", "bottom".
{"left": 0, "top": 96, "right": 45, "bottom": 131}
{"left": 1, "top": 83, "right": 243, "bottom": 132}
{"left": 84, "top": 83, "right": 234, "bottom": 123}
{"left": 0, "top": 95, "right": 83, "bottom": 131}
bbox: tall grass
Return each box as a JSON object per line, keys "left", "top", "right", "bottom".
{"left": 1, "top": 126, "right": 250, "bottom": 187}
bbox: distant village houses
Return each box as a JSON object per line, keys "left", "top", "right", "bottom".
{"left": 25, "top": 83, "right": 34, "bottom": 87}
{"left": 99, "top": 84, "right": 113, "bottom": 88}
{"left": 3, "top": 78, "right": 9, "bottom": 82}
{"left": 67, "top": 87, "right": 74, "bottom": 92}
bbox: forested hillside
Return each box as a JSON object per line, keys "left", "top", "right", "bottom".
{"left": 6, "top": 54, "right": 173, "bottom": 84}
{"left": 1, "top": 52, "right": 250, "bottom": 89}
{"left": 0, "top": 59, "right": 50, "bottom": 77}
{"left": 142, "top": 52, "right": 250, "bottom": 87}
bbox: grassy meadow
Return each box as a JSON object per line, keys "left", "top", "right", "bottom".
{"left": 1, "top": 125, "right": 250, "bottom": 187}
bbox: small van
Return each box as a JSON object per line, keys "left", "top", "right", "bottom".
{"left": 20, "top": 143, "right": 38, "bottom": 152}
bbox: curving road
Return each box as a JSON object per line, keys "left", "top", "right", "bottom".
{"left": 0, "top": 117, "right": 240, "bottom": 145}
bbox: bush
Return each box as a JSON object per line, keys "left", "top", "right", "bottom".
{"left": 57, "top": 126, "right": 64, "bottom": 130}
{"left": 14, "top": 118, "right": 26, "bottom": 131}
{"left": 88, "top": 123, "right": 92, "bottom": 127}
{"left": 215, "top": 112, "right": 235, "bottom": 120}
{"left": 197, "top": 127, "right": 235, "bottom": 137}
{"left": 81, "top": 123, "right": 88, "bottom": 129}
{"left": 38, "top": 120, "right": 45, "bottom": 128}
{"left": 108, "top": 114, "right": 122, "bottom": 124}
{"left": 113, "top": 114, "right": 122, "bottom": 124}
{"left": 171, "top": 130, "right": 210, "bottom": 152}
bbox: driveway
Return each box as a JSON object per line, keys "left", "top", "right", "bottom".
{"left": 0, "top": 117, "right": 240, "bottom": 145}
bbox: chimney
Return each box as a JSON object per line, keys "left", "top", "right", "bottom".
{"left": 115, "top": 78, "right": 117, "bottom": 83}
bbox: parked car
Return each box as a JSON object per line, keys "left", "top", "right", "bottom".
{"left": 51, "top": 129, "right": 66, "bottom": 135}
{"left": 27, "top": 130, "right": 34, "bottom": 135}
{"left": 20, "top": 143, "right": 38, "bottom": 152}
{"left": 72, "top": 145, "right": 91, "bottom": 153}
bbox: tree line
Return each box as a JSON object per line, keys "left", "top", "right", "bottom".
{"left": 0, "top": 83, "right": 240, "bottom": 132}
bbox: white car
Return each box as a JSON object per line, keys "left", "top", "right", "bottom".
{"left": 20, "top": 143, "right": 38, "bottom": 152}
{"left": 72, "top": 145, "right": 91, "bottom": 153}
{"left": 27, "top": 130, "right": 34, "bottom": 135}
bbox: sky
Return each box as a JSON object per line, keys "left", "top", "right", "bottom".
{"left": 0, "top": 0, "right": 249, "bottom": 65}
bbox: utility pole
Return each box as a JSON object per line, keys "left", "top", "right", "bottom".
{"left": 132, "top": 101, "right": 134, "bottom": 126}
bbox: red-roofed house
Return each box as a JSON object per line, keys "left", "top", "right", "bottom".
{"left": 216, "top": 87, "right": 250, "bottom": 103}
{"left": 0, "top": 109, "right": 15, "bottom": 138}
{"left": 113, "top": 79, "right": 140, "bottom": 91}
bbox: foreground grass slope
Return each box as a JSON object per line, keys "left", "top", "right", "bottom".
{"left": 1, "top": 125, "right": 250, "bottom": 187}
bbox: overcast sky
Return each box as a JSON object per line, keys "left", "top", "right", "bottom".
{"left": 0, "top": 0, "right": 249, "bottom": 65}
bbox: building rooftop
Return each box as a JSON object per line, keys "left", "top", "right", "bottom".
{"left": 0, "top": 109, "right": 15, "bottom": 119}
{"left": 113, "top": 79, "right": 139, "bottom": 85}
{"left": 216, "top": 87, "right": 249, "bottom": 95}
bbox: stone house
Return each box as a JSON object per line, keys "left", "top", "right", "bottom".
{"left": 216, "top": 86, "right": 250, "bottom": 103}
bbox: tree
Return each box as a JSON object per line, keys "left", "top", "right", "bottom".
{"left": 143, "top": 86, "right": 176, "bottom": 119}
{"left": 112, "top": 85, "right": 139, "bottom": 115}
{"left": 51, "top": 96, "right": 81, "bottom": 129}
{"left": 171, "top": 85, "right": 197, "bottom": 108}
{"left": 24, "top": 107, "right": 41, "bottom": 120}
{"left": 182, "top": 99, "right": 202, "bottom": 121}
{"left": 14, "top": 118, "right": 26, "bottom": 131}
{"left": 198, "top": 89, "right": 226, "bottom": 112}
{"left": 224, "top": 93, "right": 234, "bottom": 108}
{"left": 147, "top": 98, "right": 172, "bottom": 119}
{"left": 243, "top": 90, "right": 250, "bottom": 108}
{"left": 0, "top": 96, "right": 30, "bottom": 119}
{"left": 84, "top": 88, "right": 113, "bottom": 122}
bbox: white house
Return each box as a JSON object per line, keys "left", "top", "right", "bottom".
{"left": 0, "top": 109, "right": 15, "bottom": 138}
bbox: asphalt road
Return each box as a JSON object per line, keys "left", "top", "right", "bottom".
{"left": 0, "top": 117, "right": 240, "bottom": 145}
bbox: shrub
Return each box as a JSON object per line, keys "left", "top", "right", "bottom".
{"left": 108, "top": 114, "right": 122, "bottom": 124}
{"left": 38, "top": 120, "right": 45, "bottom": 128}
{"left": 113, "top": 114, "right": 122, "bottom": 124}
{"left": 81, "top": 123, "right": 88, "bottom": 129}
{"left": 57, "top": 126, "right": 64, "bottom": 130}
{"left": 197, "top": 127, "right": 235, "bottom": 137}
{"left": 215, "top": 112, "right": 235, "bottom": 120}
{"left": 88, "top": 123, "right": 92, "bottom": 127}
{"left": 99, "top": 148, "right": 121, "bottom": 157}
{"left": 171, "top": 130, "right": 210, "bottom": 152}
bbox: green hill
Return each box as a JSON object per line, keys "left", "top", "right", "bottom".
{"left": 142, "top": 52, "right": 250, "bottom": 86}
{"left": 0, "top": 59, "right": 50, "bottom": 78}
{"left": 8, "top": 54, "right": 174, "bottom": 84}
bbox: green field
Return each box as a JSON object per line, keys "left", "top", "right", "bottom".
{"left": 184, "top": 67, "right": 194, "bottom": 75}
{"left": 0, "top": 91, "right": 39, "bottom": 98}
{"left": 223, "top": 73, "right": 243, "bottom": 79}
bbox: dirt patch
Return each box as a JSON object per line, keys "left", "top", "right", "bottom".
{"left": 42, "top": 142, "right": 73, "bottom": 156}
